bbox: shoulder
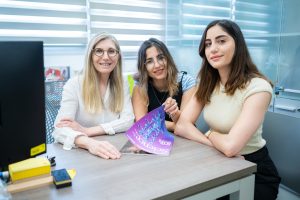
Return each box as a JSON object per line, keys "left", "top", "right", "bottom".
{"left": 64, "top": 75, "right": 82, "bottom": 90}
{"left": 243, "top": 77, "right": 273, "bottom": 99}
{"left": 247, "top": 77, "right": 272, "bottom": 93}
{"left": 177, "top": 72, "right": 196, "bottom": 91}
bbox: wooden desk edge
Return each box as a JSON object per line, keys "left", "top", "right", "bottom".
{"left": 154, "top": 163, "right": 257, "bottom": 200}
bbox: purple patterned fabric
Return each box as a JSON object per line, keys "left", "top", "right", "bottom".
{"left": 125, "top": 106, "right": 174, "bottom": 155}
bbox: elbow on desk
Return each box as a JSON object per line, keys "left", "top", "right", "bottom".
{"left": 223, "top": 149, "right": 237, "bottom": 158}
{"left": 220, "top": 142, "right": 241, "bottom": 158}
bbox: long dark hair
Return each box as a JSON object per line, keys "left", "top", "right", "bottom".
{"left": 136, "top": 38, "right": 179, "bottom": 104}
{"left": 196, "top": 19, "right": 272, "bottom": 105}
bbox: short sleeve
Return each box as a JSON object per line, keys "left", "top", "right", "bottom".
{"left": 243, "top": 78, "right": 273, "bottom": 101}
{"left": 181, "top": 73, "right": 196, "bottom": 92}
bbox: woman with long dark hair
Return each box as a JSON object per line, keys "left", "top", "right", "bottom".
{"left": 132, "top": 38, "right": 196, "bottom": 132}
{"left": 175, "top": 20, "right": 280, "bottom": 200}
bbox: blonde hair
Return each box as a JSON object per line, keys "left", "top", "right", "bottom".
{"left": 82, "top": 33, "right": 124, "bottom": 114}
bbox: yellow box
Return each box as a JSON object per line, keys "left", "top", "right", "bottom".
{"left": 9, "top": 157, "right": 51, "bottom": 182}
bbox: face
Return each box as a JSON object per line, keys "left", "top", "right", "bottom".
{"left": 145, "top": 46, "right": 167, "bottom": 81}
{"left": 204, "top": 25, "right": 235, "bottom": 71}
{"left": 92, "top": 39, "right": 119, "bottom": 75}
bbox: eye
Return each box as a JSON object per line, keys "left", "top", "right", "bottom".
{"left": 145, "top": 59, "right": 154, "bottom": 66}
{"left": 108, "top": 48, "right": 117, "bottom": 55}
{"left": 217, "top": 38, "right": 226, "bottom": 44}
{"left": 95, "top": 48, "right": 104, "bottom": 54}
{"left": 157, "top": 54, "right": 165, "bottom": 61}
{"left": 204, "top": 42, "right": 211, "bottom": 48}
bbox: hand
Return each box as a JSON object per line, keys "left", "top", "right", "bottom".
{"left": 87, "top": 139, "right": 121, "bottom": 159}
{"left": 236, "top": 155, "right": 245, "bottom": 159}
{"left": 163, "top": 97, "right": 179, "bottom": 119}
{"left": 127, "top": 145, "right": 142, "bottom": 153}
{"left": 56, "top": 118, "right": 88, "bottom": 135}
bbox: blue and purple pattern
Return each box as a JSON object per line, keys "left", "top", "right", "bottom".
{"left": 125, "top": 106, "right": 174, "bottom": 155}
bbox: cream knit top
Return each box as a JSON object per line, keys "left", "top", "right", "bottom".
{"left": 203, "top": 77, "right": 273, "bottom": 155}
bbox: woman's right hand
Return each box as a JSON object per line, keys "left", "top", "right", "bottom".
{"left": 87, "top": 139, "right": 121, "bottom": 159}
{"left": 75, "top": 136, "right": 121, "bottom": 159}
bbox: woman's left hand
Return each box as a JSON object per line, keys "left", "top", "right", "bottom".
{"left": 163, "top": 97, "right": 179, "bottom": 119}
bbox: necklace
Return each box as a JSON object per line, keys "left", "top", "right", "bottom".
{"left": 150, "top": 83, "right": 168, "bottom": 105}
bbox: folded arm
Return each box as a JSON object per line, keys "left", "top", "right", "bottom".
{"left": 174, "top": 95, "right": 212, "bottom": 146}
{"left": 207, "top": 92, "right": 271, "bottom": 157}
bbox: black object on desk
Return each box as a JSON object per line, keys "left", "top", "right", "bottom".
{"left": 51, "top": 169, "right": 72, "bottom": 189}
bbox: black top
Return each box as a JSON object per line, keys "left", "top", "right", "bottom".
{"left": 147, "top": 72, "right": 186, "bottom": 122}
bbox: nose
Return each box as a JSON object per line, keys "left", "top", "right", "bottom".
{"left": 102, "top": 51, "right": 110, "bottom": 59}
{"left": 153, "top": 58, "right": 161, "bottom": 68}
{"left": 210, "top": 43, "right": 218, "bottom": 53}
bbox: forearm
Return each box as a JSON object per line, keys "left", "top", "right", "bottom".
{"left": 190, "top": 126, "right": 213, "bottom": 146}
{"left": 207, "top": 130, "right": 239, "bottom": 157}
{"left": 170, "top": 110, "right": 181, "bottom": 123}
{"left": 175, "top": 123, "right": 212, "bottom": 146}
{"left": 165, "top": 121, "right": 176, "bottom": 132}
{"left": 85, "top": 126, "right": 105, "bottom": 137}
{"left": 74, "top": 135, "right": 92, "bottom": 149}
{"left": 52, "top": 127, "right": 85, "bottom": 150}
{"left": 101, "top": 113, "right": 134, "bottom": 135}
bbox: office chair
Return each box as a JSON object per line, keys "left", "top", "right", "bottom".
{"left": 45, "top": 81, "right": 66, "bottom": 144}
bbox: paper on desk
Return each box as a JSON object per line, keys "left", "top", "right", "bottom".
{"left": 125, "top": 106, "right": 174, "bottom": 156}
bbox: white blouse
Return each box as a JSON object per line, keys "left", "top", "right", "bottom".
{"left": 52, "top": 75, "right": 134, "bottom": 150}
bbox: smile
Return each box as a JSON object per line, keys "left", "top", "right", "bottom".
{"left": 210, "top": 55, "right": 222, "bottom": 61}
{"left": 100, "top": 63, "right": 111, "bottom": 66}
{"left": 153, "top": 68, "right": 164, "bottom": 74}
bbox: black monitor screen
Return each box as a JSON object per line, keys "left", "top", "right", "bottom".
{"left": 0, "top": 41, "right": 46, "bottom": 170}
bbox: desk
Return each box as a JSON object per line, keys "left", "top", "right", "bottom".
{"left": 12, "top": 134, "right": 256, "bottom": 200}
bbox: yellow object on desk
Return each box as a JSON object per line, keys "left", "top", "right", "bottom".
{"left": 67, "top": 169, "right": 76, "bottom": 179}
{"left": 9, "top": 157, "right": 51, "bottom": 182}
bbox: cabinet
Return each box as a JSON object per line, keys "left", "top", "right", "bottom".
{"left": 262, "top": 0, "right": 300, "bottom": 196}
{"left": 268, "top": 0, "right": 300, "bottom": 118}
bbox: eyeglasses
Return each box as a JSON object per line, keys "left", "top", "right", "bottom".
{"left": 144, "top": 54, "right": 166, "bottom": 68}
{"left": 93, "top": 48, "right": 119, "bottom": 57}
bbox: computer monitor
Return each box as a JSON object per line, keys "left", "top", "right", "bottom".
{"left": 0, "top": 41, "right": 46, "bottom": 171}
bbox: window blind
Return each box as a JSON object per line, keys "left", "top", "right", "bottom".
{"left": 167, "top": 0, "right": 279, "bottom": 48}
{"left": 88, "top": 0, "right": 165, "bottom": 58}
{"left": 0, "top": 0, "right": 87, "bottom": 46}
{"left": 235, "top": 0, "right": 279, "bottom": 47}
{"left": 166, "top": 0, "right": 232, "bottom": 47}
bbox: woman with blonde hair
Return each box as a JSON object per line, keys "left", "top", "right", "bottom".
{"left": 53, "top": 33, "right": 134, "bottom": 159}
